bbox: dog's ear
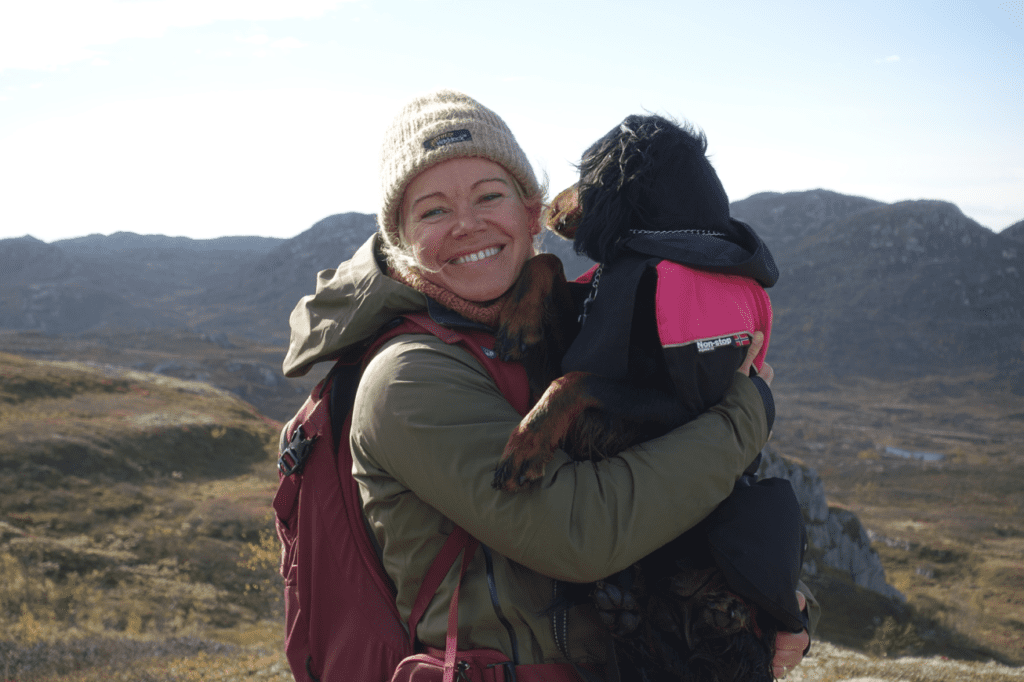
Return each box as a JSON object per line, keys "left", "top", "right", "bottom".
{"left": 545, "top": 184, "right": 581, "bottom": 239}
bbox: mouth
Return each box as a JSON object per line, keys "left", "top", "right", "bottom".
{"left": 450, "top": 245, "right": 502, "bottom": 265}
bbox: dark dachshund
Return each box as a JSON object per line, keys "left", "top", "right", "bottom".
{"left": 490, "top": 115, "right": 806, "bottom": 682}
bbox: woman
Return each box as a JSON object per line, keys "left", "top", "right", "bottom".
{"left": 283, "top": 90, "right": 815, "bottom": 679}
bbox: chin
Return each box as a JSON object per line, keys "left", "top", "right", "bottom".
{"left": 448, "top": 268, "right": 520, "bottom": 303}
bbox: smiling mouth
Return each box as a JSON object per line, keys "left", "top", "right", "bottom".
{"left": 451, "top": 246, "right": 502, "bottom": 265}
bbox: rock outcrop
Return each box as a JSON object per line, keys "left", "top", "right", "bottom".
{"left": 759, "top": 447, "right": 905, "bottom": 602}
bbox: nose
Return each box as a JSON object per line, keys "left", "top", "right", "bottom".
{"left": 452, "top": 206, "right": 484, "bottom": 237}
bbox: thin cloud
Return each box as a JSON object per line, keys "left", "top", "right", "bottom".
{"left": 272, "top": 37, "right": 306, "bottom": 50}
{"left": 0, "top": 0, "right": 350, "bottom": 72}
{"left": 874, "top": 55, "right": 901, "bottom": 64}
{"left": 237, "top": 34, "right": 306, "bottom": 52}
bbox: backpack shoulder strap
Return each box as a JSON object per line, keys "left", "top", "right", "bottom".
{"left": 366, "top": 311, "right": 531, "bottom": 418}
{"left": 407, "top": 526, "right": 478, "bottom": 648}
{"left": 275, "top": 310, "right": 534, "bottom": 681}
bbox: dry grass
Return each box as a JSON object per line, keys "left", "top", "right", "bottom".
{"left": 783, "top": 641, "right": 1024, "bottom": 682}
{"left": 772, "top": 373, "right": 1024, "bottom": 666}
{"left": 3, "top": 353, "right": 1024, "bottom": 680}
{"left": 1, "top": 353, "right": 285, "bottom": 679}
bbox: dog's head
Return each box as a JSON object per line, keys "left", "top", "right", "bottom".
{"left": 569, "top": 114, "right": 735, "bottom": 264}
{"left": 545, "top": 183, "right": 582, "bottom": 241}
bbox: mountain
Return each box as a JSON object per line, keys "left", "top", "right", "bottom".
{"left": 196, "top": 213, "right": 378, "bottom": 341}
{"left": 730, "top": 192, "right": 1024, "bottom": 383}
{"left": 3, "top": 190, "right": 1022, "bottom": 382}
{"left": 1, "top": 231, "right": 284, "bottom": 336}
{"left": 1002, "top": 219, "right": 1024, "bottom": 243}
{"left": 55, "top": 231, "right": 283, "bottom": 255}
{"left": 729, "top": 189, "right": 886, "bottom": 247}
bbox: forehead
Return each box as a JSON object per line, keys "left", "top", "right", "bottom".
{"left": 404, "top": 157, "right": 513, "bottom": 200}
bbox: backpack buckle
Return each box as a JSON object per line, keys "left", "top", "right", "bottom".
{"left": 279, "top": 424, "right": 317, "bottom": 476}
{"left": 485, "top": 661, "right": 517, "bottom": 682}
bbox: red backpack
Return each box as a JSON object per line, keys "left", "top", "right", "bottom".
{"left": 274, "top": 312, "right": 560, "bottom": 682}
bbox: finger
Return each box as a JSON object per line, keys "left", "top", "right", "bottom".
{"left": 759, "top": 361, "right": 774, "bottom": 387}
{"left": 796, "top": 590, "right": 806, "bottom": 611}
{"left": 775, "top": 629, "right": 809, "bottom": 652}
{"left": 772, "top": 631, "right": 809, "bottom": 677}
{"left": 738, "top": 331, "right": 764, "bottom": 376}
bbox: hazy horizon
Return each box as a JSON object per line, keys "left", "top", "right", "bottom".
{"left": 2, "top": 0, "right": 1022, "bottom": 242}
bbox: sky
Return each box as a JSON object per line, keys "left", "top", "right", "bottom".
{"left": 1, "top": 0, "right": 1022, "bottom": 243}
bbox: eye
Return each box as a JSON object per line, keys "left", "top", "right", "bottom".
{"left": 478, "top": 191, "right": 505, "bottom": 205}
{"left": 419, "top": 206, "right": 446, "bottom": 220}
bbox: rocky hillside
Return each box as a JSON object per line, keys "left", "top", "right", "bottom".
{"left": 0, "top": 231, "right": 282, "bottom": 336}
{"left": 3, "top": 189, "right": 1020, "bottom": 383}
{"left": 0, "top": 353, "right": 281, "bottom": 644}
{"left": 1002, "top": 219, "right": 1024, "bottom": 243}
{"left": 730, "top": 191, "right": 1023, "bottom": 383}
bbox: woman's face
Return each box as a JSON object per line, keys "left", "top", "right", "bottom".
{"left": 400, "top": 157, "right": 541, "bottom": 302}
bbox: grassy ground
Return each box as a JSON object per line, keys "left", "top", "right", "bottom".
{"left": 0, "top": 353, "right": 285, "bottom": 680}
{"left": 771, "top": 373, "right": 1024, "bottom": 667}
{"left": 2, "top": 353, "right": 1023, "bottom": 680}
{"left": 5, "top": 634, "right": 1024, "bottom": 682}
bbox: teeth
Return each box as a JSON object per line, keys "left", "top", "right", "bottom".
{"left": 452, "top": 246, "right": 501, "bottom": 265}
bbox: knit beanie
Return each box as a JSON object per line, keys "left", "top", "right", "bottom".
{"left": 377, "top": 90, "right": 540, "bottom": 252}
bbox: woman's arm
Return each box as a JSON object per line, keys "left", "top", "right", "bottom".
{"left": 350, "top": 334, "right": 769, "bottom": 582}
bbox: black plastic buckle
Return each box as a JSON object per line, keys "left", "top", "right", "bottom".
{"left": 486, "top": 661, "right": 517, "bottom": 682}
{"left": 278, "top": 424, "right": 317, "bottom": 476}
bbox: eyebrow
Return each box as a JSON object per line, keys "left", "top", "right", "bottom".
{"left": 409, "top": 177, "right": 511, "bottom": 212}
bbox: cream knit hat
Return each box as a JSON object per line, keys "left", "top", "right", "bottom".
{"left": 377, "top": 90, "right": 540, "bottom": 253}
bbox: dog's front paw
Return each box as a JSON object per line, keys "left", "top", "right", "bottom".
{"left": 493, "top": 373, "right": 591, "bottom": 492}
{"left": 491, "top": 424, "right": 557, "bottom": 493}
{"left": 494, "top": 315, "right": 541, "bottom": 363}
{"left": 696, "top": 592, "right": 752, "bottom": 637}
{"left": 593, "top": 578, "right": 643, "bottom": 638}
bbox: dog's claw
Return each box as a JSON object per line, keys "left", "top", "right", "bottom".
{"left": 491, "top": 452, "right": 547, "bottom": 493}
{"left": 592, "top": 578, "right": 643, "bottom": 638}
{"left": 494, "top": 323, "right": 541, "bottom": 363}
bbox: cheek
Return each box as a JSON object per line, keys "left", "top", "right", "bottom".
{"left": 403, "top": 225, "right": 439, "bottom": 265}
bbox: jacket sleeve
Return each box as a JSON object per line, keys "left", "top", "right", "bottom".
{"left": 350, "top": 335, "right": 769, "bottom": 583}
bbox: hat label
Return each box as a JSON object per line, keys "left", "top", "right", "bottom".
{"left": 423, "top": 129, "right": 472, "bottom": 150}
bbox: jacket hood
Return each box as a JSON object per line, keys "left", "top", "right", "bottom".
{"left": 622, "top": 218, "right": 778, "bottom": 288}
{"left": 282, "top": 234, "right": 427, "bottom": 378}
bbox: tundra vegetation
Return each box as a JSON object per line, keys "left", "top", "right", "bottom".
{"left": 1, "top": 354, "right": 1022, "bottom": 680}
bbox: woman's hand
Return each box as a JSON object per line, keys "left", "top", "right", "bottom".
{"left": 772, "top": 591, "right": 809, "bottom": 678}
{"left": 738, "top": 332, "right": 773, "bottom": 386}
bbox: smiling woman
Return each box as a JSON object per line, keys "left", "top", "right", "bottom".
{"left": 399, "top": 157, "right": 541, "bottom": 302}
{"left": 278, "top": 89, "right": 784, "bottom": 681}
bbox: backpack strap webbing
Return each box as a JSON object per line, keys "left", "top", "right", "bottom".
{"left": 408, "top": 526, "right": 477, "bottom": 648}
{"left": 392, "top": 312, "right": 531, "bottom": 417}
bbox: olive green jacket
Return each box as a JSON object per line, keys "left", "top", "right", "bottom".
{"left": 282, "top": 234, "right": 815, "bottom": 666}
